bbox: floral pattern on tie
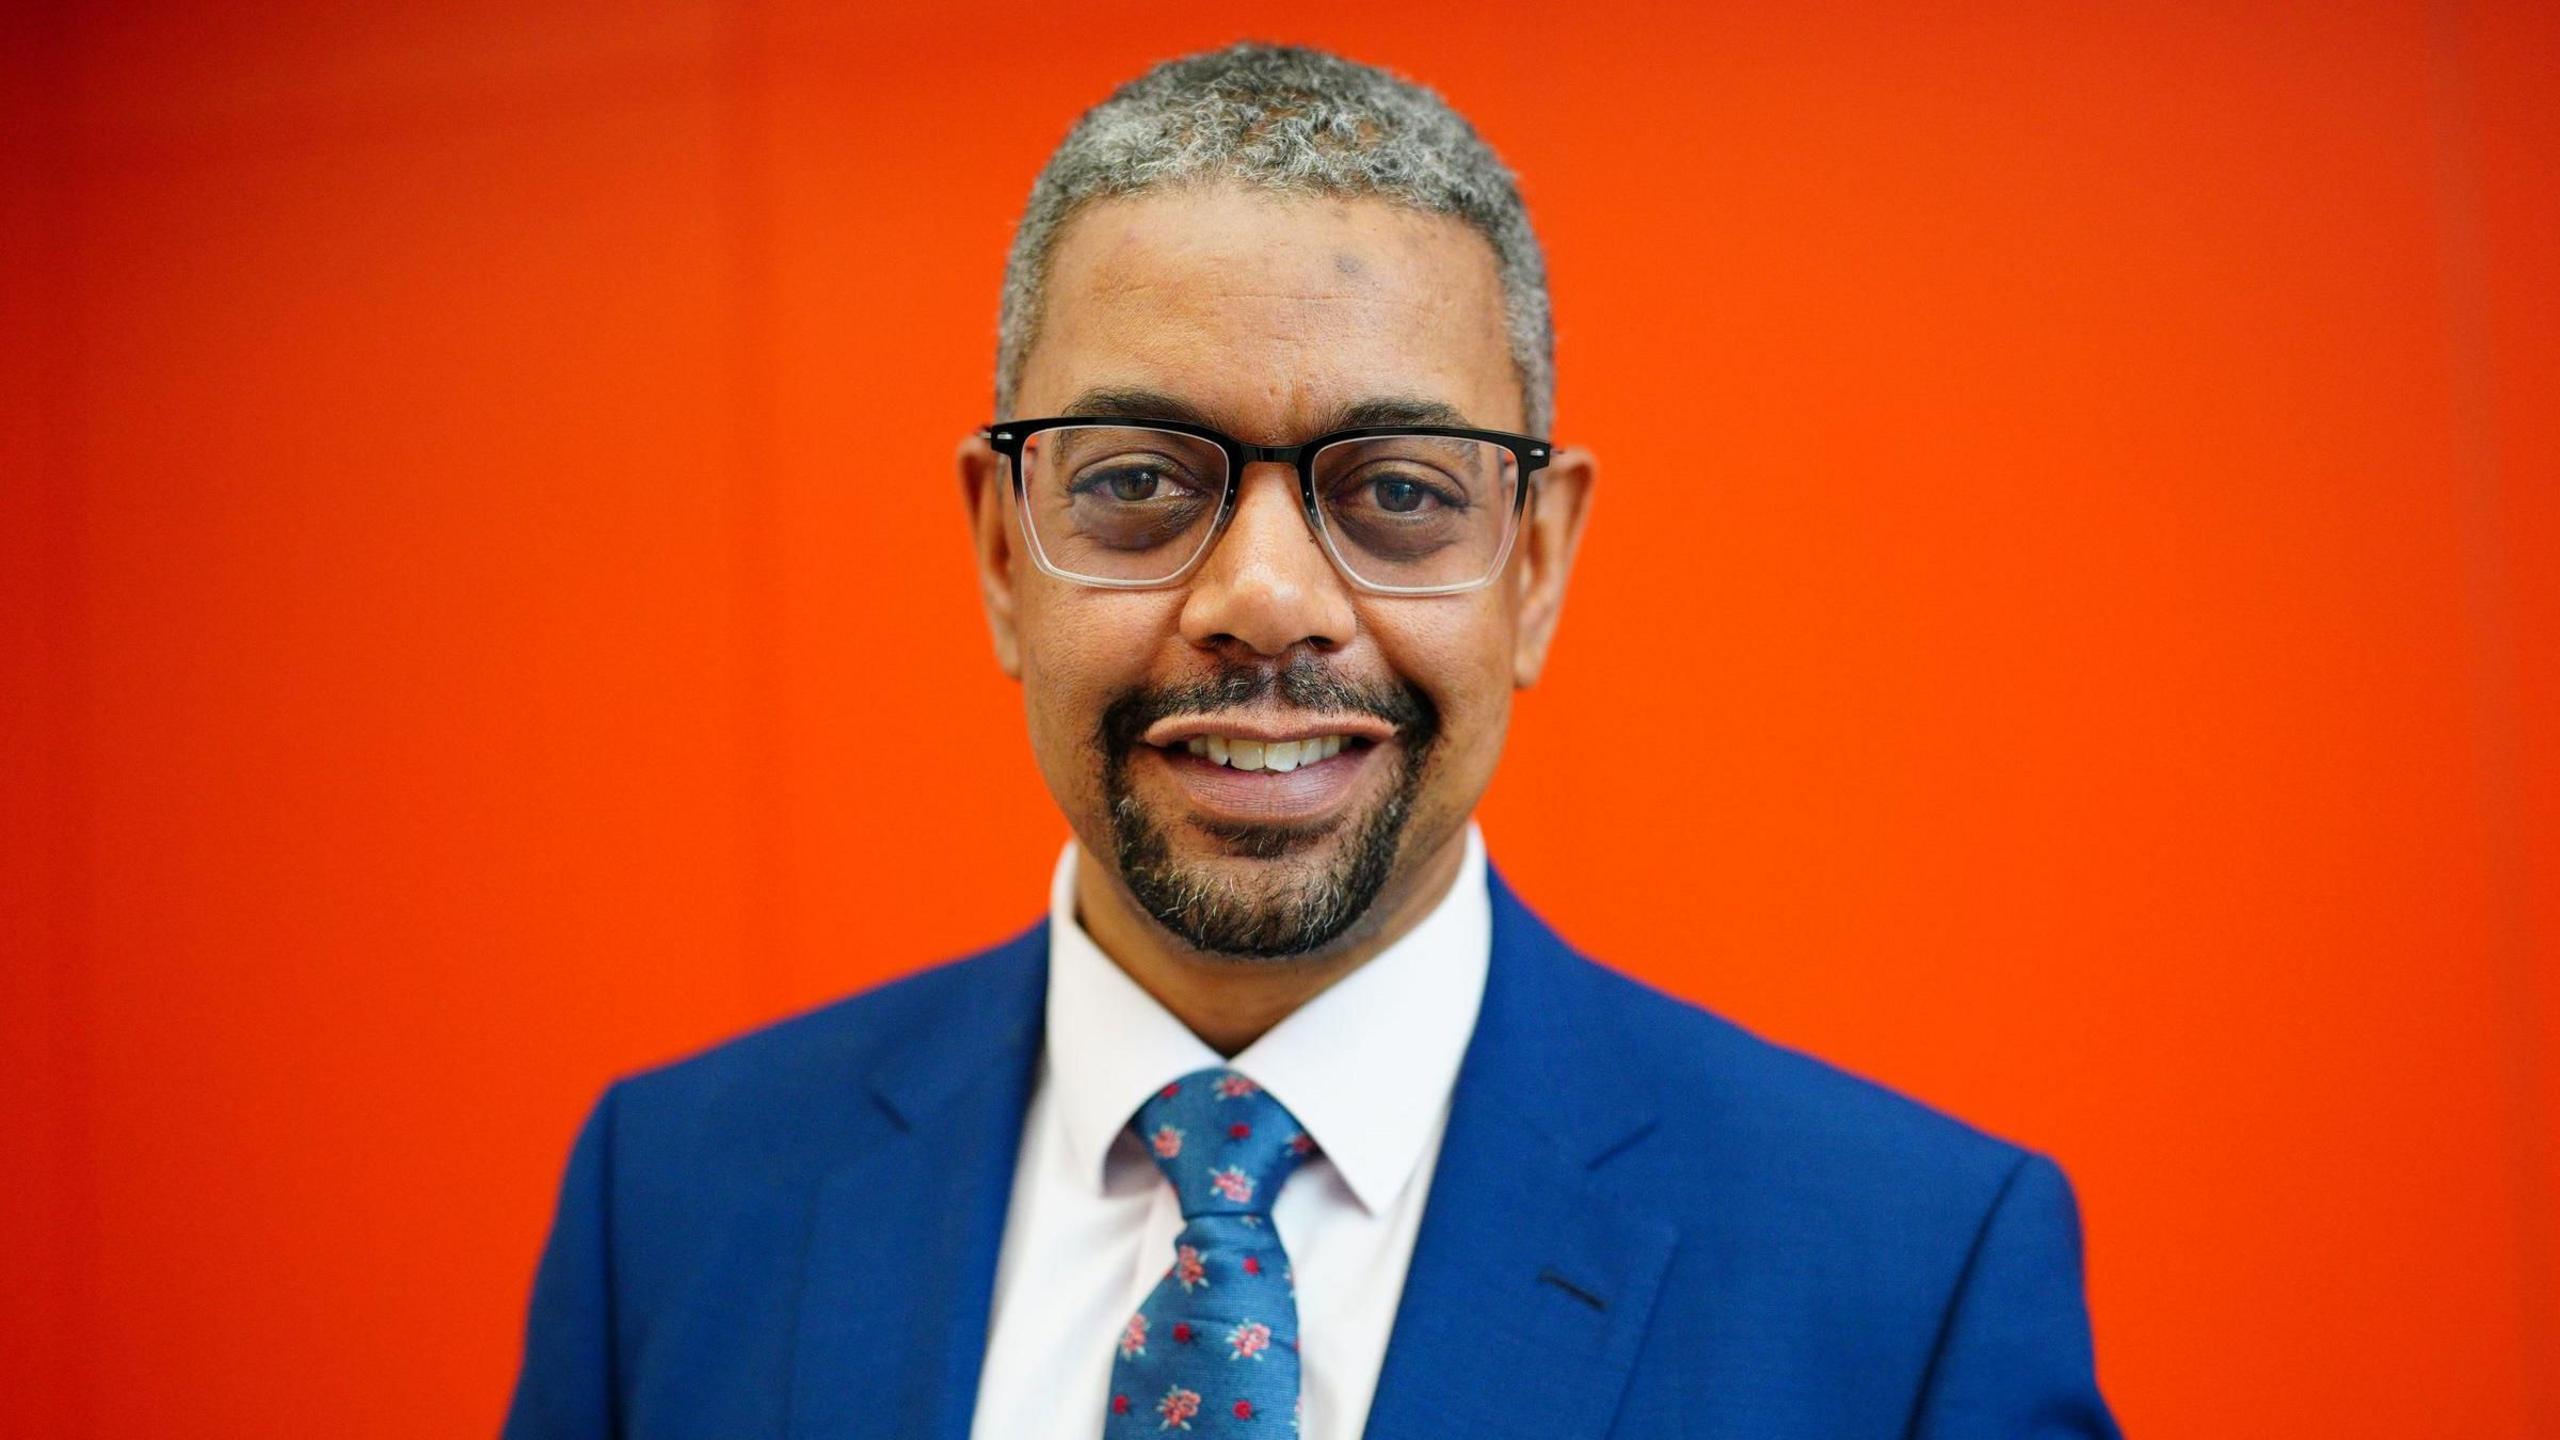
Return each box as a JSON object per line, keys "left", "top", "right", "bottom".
{"left": 1102, "top": 1066, "right": 1315, "bottom": 1437}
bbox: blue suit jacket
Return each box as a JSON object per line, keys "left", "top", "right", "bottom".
{"left": 506, "top": 873, "right": 2121, "bottom": 1437}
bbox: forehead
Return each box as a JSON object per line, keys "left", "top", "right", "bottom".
{"left": 1019, "top": 183, "right": 1521, "bottom": 437}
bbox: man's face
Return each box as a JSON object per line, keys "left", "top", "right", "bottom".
{"left": 962, "top": 182, "right": 1591, "bottom": 961}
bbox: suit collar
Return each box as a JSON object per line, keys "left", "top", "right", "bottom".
{"left": 858, "top": 922, "right": 1048, "bottom": 1130}
{"left": 789, "top": 922, "right": 1047, "bottom": 1440}
{"left": 1462, "top": 867, "right": 1663, "bottom": 1167}
{"left": 1360, "top": 867, "right": 1677, "bottom": 1440}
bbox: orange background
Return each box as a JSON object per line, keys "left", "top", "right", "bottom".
{"left": 4, "top": 2, "right": 2555, "bottom": 1435}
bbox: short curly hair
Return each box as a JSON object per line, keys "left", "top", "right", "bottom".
{"left": 995, "top": 42, "right": 1554, "bottom": 435}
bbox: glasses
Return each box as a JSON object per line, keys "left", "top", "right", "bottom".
{"left": 982, "top": 416, "right": 1552, "bottom": 596}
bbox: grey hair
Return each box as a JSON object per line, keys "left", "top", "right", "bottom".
{"left": 995, "top": 42, "right": 1554, "bottom": 436}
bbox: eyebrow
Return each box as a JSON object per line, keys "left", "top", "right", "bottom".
{"left": 1058, "top": 386, "right": 1478, "bottom": 437}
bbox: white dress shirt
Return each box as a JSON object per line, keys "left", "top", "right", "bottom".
{"left": 967, "top": 825, "right": 1491, "bottom": 1440}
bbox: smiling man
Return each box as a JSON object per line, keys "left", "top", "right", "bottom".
{"left": 506, "top": 43, "right": 2121, "bottom": 1440}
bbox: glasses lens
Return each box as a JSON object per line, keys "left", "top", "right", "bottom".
{"left": 1312, "top": 434, "right": 1520, "bottom": 591}
{"left": 1017, "top": 426, "right": 1228, "bottom": 584}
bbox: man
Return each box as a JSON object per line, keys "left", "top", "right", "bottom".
{"left": 506, "top": 43, "right": 2121, "bottom": 1440}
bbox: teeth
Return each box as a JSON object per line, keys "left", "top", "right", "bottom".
{"left": 1173, "top": 734, "right": 1356, "bottom": 771}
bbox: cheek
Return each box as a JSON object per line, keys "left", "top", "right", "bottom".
{"left": 1370, "top": 597, "right": 1518, "bottom": 757}
{"left": 1016, "top": 587, "right": 1179, "bottom": 763}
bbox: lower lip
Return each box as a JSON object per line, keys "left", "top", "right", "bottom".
{"left": 1143, "top": 743, "right": 1382, "bottom": 827}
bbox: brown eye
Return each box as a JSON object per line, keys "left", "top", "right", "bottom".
{"left": 1105, "top": 469, "right": 1161, "bottom": 502}
{"left": 1372, "top": 477, "right": 1429, "bottom": 513}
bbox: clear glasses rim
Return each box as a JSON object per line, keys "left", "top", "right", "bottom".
{"left": 979, "top": 414, "right": 1555, "bottom": 597}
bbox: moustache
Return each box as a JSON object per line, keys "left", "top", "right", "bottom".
{"left": 1097, "top": 656, "right": 1440, "bottom": 762}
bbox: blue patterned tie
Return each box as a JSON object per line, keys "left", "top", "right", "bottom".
{"left": 1103, "top": 1066, "right": 1315, "bottom": 1435}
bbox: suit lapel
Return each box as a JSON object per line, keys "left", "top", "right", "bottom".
{"left": 1362, "top": 874, "right": 1678, "bottom": 1440}
{"left": 787, "top": 925, "right": 1048, "bottom": 1440}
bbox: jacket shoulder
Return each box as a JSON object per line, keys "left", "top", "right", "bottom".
{"left": 1554, "top": 944, "right": 2036, "bottom": 1216}
{"left": 603, "top": 925, "right": 1045, "bottom": 1177}
{"left": 1493, "top": 893, "right": 2115, "bottom": 1432}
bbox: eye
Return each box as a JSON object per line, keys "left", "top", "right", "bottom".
{"left": 1069, "top": 460, "right": 1197, "bottom": 503}
{"left": 1372, "top": 477, "right": 1432, "bottom": 513}
{"left": 1334, "top": 469, "right": 1462, "bottom": 517}
{"left": 1104, "top": 468, "right": 1161, "bottom": 502}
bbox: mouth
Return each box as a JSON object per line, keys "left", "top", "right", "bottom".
{"left": 1163, "top": 731, "right": 1369, "bottom": 773}
{"left": 1131, "top": 720, "right": 1392, "bottom": 828}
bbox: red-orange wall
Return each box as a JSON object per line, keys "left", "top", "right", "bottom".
{"left": 4, "top": 3, "right": 2554, "bottom": 1435}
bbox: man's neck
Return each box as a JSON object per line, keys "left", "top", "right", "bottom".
{"left": 1070, "top": 828, "right": 1470, "bottom": 1057}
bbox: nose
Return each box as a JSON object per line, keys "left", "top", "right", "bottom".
{"left": 1177, "top": 462, "right": 1357, "bottom": 658}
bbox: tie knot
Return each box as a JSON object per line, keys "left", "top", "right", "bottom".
{"left": 1128, "top": 1066, "right": 1317, "bottom": 1219}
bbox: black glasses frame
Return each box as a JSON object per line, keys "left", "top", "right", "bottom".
{"left": 980, "top": 416, "right": 1553, "bottom": 596}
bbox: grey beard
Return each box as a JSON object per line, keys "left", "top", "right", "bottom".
{"left": 1093, "top": 657, "right": 1440, "bottom": 959}
{"left": 1106, "top": 753, "right": 1423, "bottom": 959}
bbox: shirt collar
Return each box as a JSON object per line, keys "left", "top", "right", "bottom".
{"left": 1043, "top": 823, "right": 1492, "bottom": 1216}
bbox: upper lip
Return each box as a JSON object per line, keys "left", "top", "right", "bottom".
{"left": 1142, "top": 713, "right": 1398, "bottom": 748}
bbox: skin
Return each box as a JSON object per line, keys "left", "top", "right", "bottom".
{"left": 956, "top": 181, "right": 1596, "bottom": 1055}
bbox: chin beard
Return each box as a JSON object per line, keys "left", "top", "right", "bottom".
{"left": 1096, "top": 658, "right": 1441, "bottom": 960}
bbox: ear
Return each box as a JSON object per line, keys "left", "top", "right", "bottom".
{"left": 956, "top": 430, "right": 1024, "bottom": 678}
{"left": 1509, "top": 445, "right": 1596, "bottom": 688}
